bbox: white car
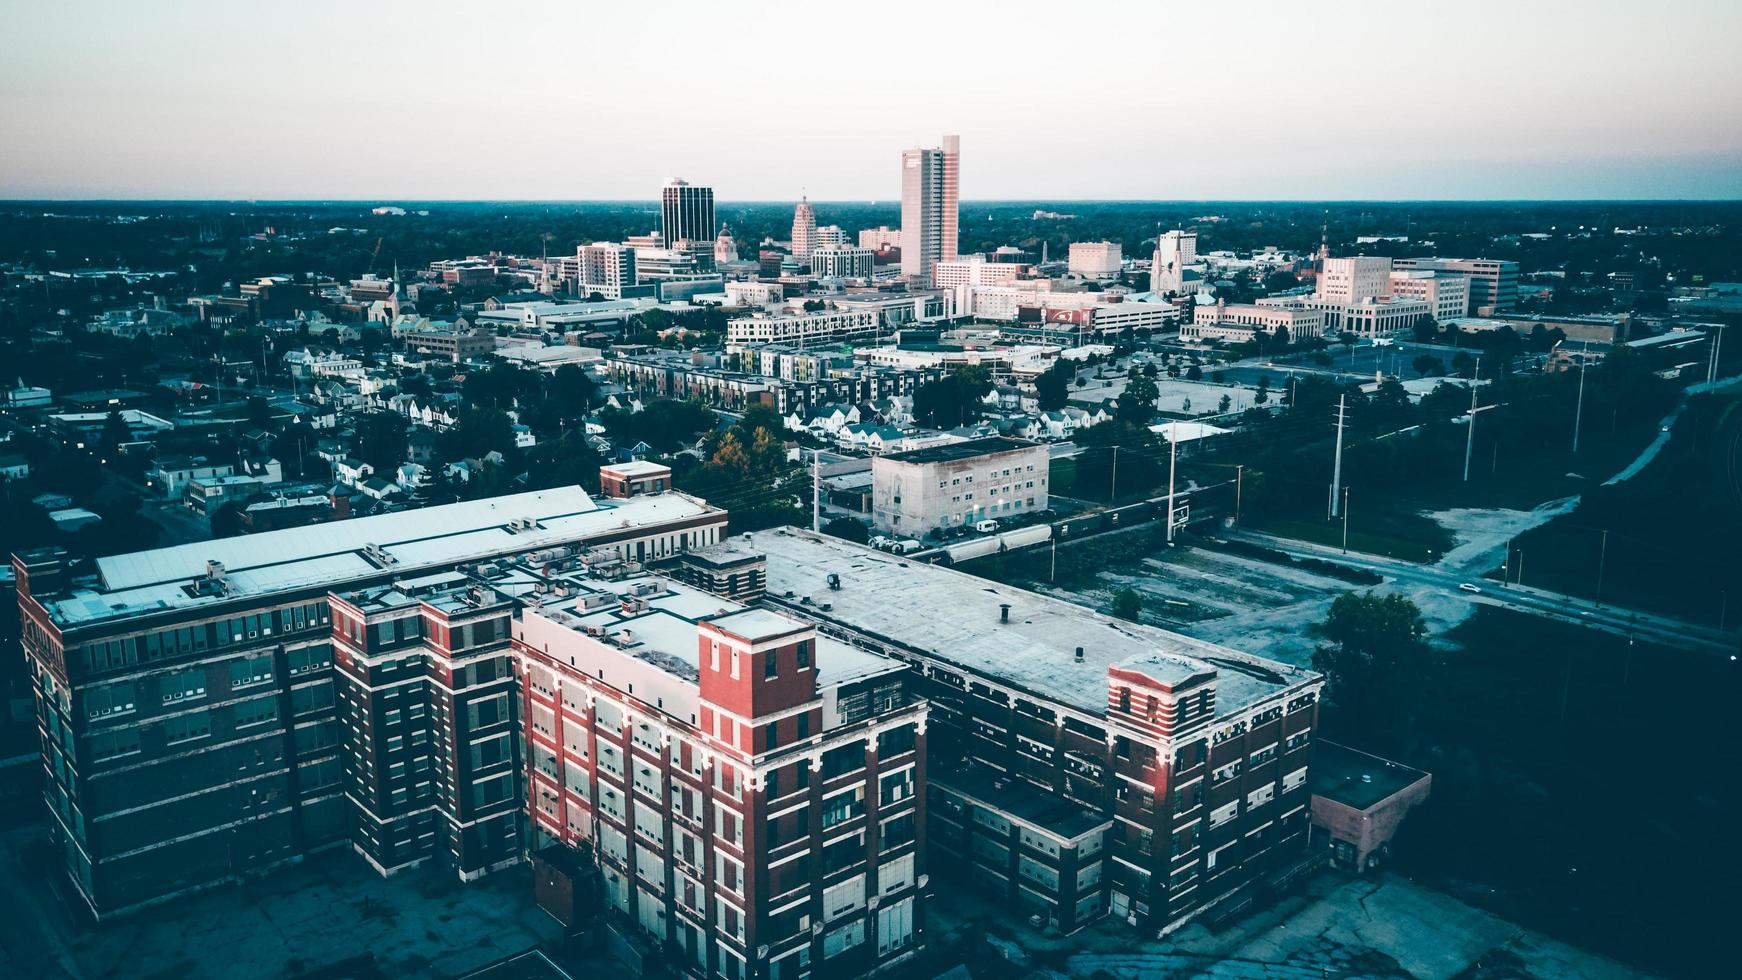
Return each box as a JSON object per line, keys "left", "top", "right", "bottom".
{"left": 974, "top": 520, "right": 1000, "bottom": 533}
{"left": 1458, "top": 583, "right": 1482, "bottom": 594}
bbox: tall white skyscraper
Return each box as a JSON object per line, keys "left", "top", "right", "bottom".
{"left": 790, "top": 197, "right": 817, "bottom": 262}
{"left": 660, "top": 178, "right": 715, "bottom": 250}
{"left": 1317, "top": 256, "right": 1394, "bottom": 304}
{"left": 1151, "top": 229, "right": 1198, "bottom": 295}
{"left": 900, "top": 134, "right": 960, "bottom": 283}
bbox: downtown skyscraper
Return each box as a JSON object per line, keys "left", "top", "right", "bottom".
{"left": 899, "top": 135, "right": 959, "bottom": 284}
{"left": 661, "top": 178, "right": 716, "bottom": 249}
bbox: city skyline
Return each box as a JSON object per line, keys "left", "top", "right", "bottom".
{"left": 3, "top": 1, "right": 1741, "bottom": 201}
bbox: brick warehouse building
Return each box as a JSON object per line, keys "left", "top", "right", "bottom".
{"left": 748, "top": 529, "right": 1322, "bottom": 936}
{"left": 508, "top": 550, "right": 929, "bottom": 979}
{"left": 13, "top": 484, "right": 726, "bottom": 917}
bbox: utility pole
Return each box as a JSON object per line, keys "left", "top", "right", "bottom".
{"left": 1572, "top": 340, "right": 1589, "bottom": 452}
{"left": 1328, "top": 395, "right": 1346, "bottom": 519}
{"left": 1110, "top": 446, "right": 1119, "bottom": 502}
{"left": 1595, "top": 529, "right": 1609, "bottom": 606}
{"left": 1165, "top": 432, "right": 1178, "bottom": 544}
{"left": 1515, "top": 548, "right": 1524, "bottom": 587}
{"left": 1462, "top": 363, "right": 1481, "bottom": 482}
{"left": 1708, "top": 324, "right": 1727, "bottom": 385}
{"left": 1050, "top": 536, "right": 1057, "bottom": 583}
{"left": 1341, "top": 487, "right": 1350, "bottom": 554}
{"left": 1233, "top": 464, "right": 1244, "bottom": 528}
{"left": 811, "top": 450, "right": 821, "bottom": 532}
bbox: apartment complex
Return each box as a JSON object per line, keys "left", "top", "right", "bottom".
{"left": 513, "top": 551, "right": 930, "bottom": 979}
{"left": 14, "top": 485, "right": 727, "bottom": 917}
{"left": 577, "top": 243, "right": 640, "bottom": 300}
{"left": 725, "top": 308, "right": 881, "bottom": 348}
{"left": 900, "top": 135, "right": 960, "bottom": 283}
{"left": 1392, "top": 257, "right": 1518, "bottom": 312}
{"left": 752, "top": 530, "right": 1323, "bottom": 936}
{"left": 870, "top": 437, "right": 1048, "bottom": 535}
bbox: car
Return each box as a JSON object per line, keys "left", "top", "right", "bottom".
{"left": 892, "top": 539, "right": 924, "bottom": 555}
{"left": 868, "top": 535, "right": 893, "bottom": 550}
{"left": 974, "top": 520, "right": 999, "bottom": 533}
{"left": 1458, "top": 583, "right": 1482, "bottom": 594}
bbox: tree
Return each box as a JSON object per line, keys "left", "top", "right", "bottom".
{"left": 354, "top": 412, "right": 409, "bottom": 472}
{"left": 1451, "top": 352, "right": 1477, "bottom": 379}
{"left": 1254, "top": 374, "right": 1270, "bottom": 405}
{"left": 1218, "top": 394, "right": 1232, "bottom": 413}
{"left": 1034, "top": 360, "right": 1073, "bottom": 411}
{"left": 1185, "top": 364, "right": 1203, "bottom": 381}
{"left": 1111, "top": 587, "right": 1143, "bottom": 621}
{"left": 439, "top": 407, "right": 517, "bottom": 463}
{"left": 1412, "top": 354, "right": 1446, "bottom": 378}
{"left": 1117, "top": 373, "right": 1159, "bottom": 425}
{"left": 1312, "top": 592, "right": 1431, "bottom": 748}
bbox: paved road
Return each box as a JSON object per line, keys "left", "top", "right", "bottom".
{"left": 1234, "top": 529, "right": 1739, "bottom": 657}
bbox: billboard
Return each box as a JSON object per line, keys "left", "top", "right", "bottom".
{"left": 1017, "top": 306, "right": 1093, "bottom": 326}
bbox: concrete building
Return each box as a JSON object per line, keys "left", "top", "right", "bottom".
{"left": 1316, "top": 256, "right": 1393, "bottom": 305}
{"left": 858, "top": 226, "right": 902, "bottom": 251}
{"left": 515, "top": 554, "right": 930, "bottom": 979}
{"left": 1308, "top": 742, "right": 1430, "bottom": 873}
{"left": 791, "top": 198, "right": 817, "bottom": 262}
{"left": 1151, "top": 230, "right": 1198, "bottom": 295}
{"left": 870, "top": 437, "right": 1048, "bottom": 535}
{"left": 661, "top": 179, "right": 717, "bottom": 254}
{"left": 1068, "top": 241, "right": 1123, "bottom": 280}
{"left": 726, "top": 308, "right": 881, "bottom": 348}
{"left": 1183, "top": 302, "right": 1325, "bottom": 343}
{"left": 577, "top": 243, "right": 639, "bottom": 300}
{"left": 13, "top": 485, "right": 727, "bottom": 918}
{"left": 399, "top": 322, "right": 496, "bottom": 363}
{"left": 329, "top": 577, "right": 524, "bottom": 880}
{"left": 900, "top": 135, "right": 961, "bottom": 283}
{"left": 1386, "top": 270, "right": 1469, "bottom": 324}
{"left": 752, "top": 530, "right": 1324, "bottom": 937}
{"left": 1392, "top": 257, "right": 1518, "bottom": 313}
{"left": 599, "top": 460, "right": 673, "bottom": 499}
{"left": 810, "top": 245, "right": 876, "bottom": 280}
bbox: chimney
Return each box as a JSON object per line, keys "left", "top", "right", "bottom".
{"left": 1074, "top": 646, "right": 1085, "bottom": 663}
{"left": 999, "top": 603, "right": 1011, "bottom": 624}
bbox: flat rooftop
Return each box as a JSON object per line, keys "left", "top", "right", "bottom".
{"left": 41, "top": 487, "right": 723, "bottom": 630}
{"left": 878, "top": 436, "right": 1039, "bottom": 466}
{"left": 937, "top": 762, "right": 1106, "bottom": 841}
{"left": 748, "top": 529, "right": 1316, "bottom": 718}
{"left": 1309, "top": 740, "right": 1430, "bottom": 810}
{"left": 518, "top": 563, "right": 893, "bottom": 692}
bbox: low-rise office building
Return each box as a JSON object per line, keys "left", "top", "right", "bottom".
{"left": 1183, "top": 302, "right": 1325, "bottom": 343}
{"left": 870, "top": 437, "right": 1048, "bottom": 535}
{"left": 752, "top": 530, "right": 1323, "bottom": 936}
{"left": 14, "top": 484, "right": 727, "bottom": 917}
{"left": 513, "top": 553, "right": 930, "bottom": 979}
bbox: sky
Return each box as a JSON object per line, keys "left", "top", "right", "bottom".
{"left": 2, "top": 0, "right": 1740, "bottom": 201}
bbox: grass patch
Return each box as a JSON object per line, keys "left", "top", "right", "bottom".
{"left": 1248, "top": 507, "right": 1452, "bottom": 563}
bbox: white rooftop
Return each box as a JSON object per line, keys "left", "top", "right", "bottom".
{"left": 748, "top": 528, "right": 1316, "bottom": 718}
{"left": 51, "top": 488, "right": 722, "bottom": 629}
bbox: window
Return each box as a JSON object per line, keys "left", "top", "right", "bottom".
{"left": 823, "top": 832, "right": 863, "bottom": 873}
{"left": 162, "top": 710, "right": 212, "bottom": 745}
{"left": 878, "top": 853, "right": 914, "bottom": 894}
{"left": 822, "top": 742, "right": 865, "bottom": 779}
{"left": 234, "top": 697, "right": 277, "bottom": 729}
{"left": 796, "top": 640, "right": 811, "bottom": 670}
{"left": 822, "top": 920, "right": 865, "bottom": 959}
{"left": 1209, "top": 800, "right": 1240, "bottom": 828}
{"left": 89, "top": 727, "right": 141, "bottom": 760}
{"left": 764, "top": 651, "right": 778, "bottom": 679}
{"left": 822, "top": 787, "right": 864, "bottom": 828}
{"left": 877, "top": 725, "right": 915, "bottom": 757}
{"left": 822, "top": 874, "right": 865, "bottom": 921}
{"left": 879, "top": 767, "right": 913, "bottom": 806}
{"left": 160, "top": 667, "right": 206, "bottom": 704}
{"left": 880, "top": 812, "right": 915, "bottom": 849}
{"left": 876, "top": 898, "right": 914, "bottom": 954}
{"left": 230, "top": 653, "right": 274, "bottom": 690}
{"left": 85, "top": 681, "right": 136, "bottom": 719}
{"left": 288, "top": 644, "right": 332, "bottom": 675}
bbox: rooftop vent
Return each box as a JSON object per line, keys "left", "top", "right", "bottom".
{"left": 205, "top": 560, "right": 226, "bottom": 581}
{"left": 1074, "top": 646, "right": 1085, "bottom": 663}
{"left": 1000, "top": 603, "right": 1011, "bottom": 624}
{"left": 827, "top": 572, "right": 841, "bottom": 591}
